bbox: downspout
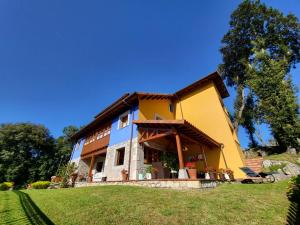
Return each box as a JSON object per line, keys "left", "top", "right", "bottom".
{"left": 220, "top": 144, "right": 229, "bottom": 169}
{"left": 122, "top": 99, "right": 134, "bottom": 180}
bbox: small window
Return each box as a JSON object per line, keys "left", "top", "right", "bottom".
{"left": 144, "top": 147, "right": 161, "bottom": 164}
{"left": 97, "top": 131, "right": 103, "bottom": 140}
{"left": 96, "top": 161, "right": 104, "bottom": 172}
{"left": 116, "top": 147, "right": 125, "bottom": 166}
{"left": 169, "top": 103, "right": 174, "bottom": 113}
{"left": 118, "top": 111, "right": 130, "bottom": 129}
{"left": 154, "top": 113, "right": 163, "bottom": 120}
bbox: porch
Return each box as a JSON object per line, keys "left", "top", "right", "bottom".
{"left": 132, "top": 119, "right": 232, "bottom": 181}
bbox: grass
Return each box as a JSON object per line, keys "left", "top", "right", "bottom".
{"left": 264, "top": 152, "right": 300, "bottom": 166}
{"left": 0, "top": 181, "right": 292, "bottom": 225}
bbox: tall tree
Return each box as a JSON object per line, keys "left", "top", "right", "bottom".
{"left": 247, "top": 40, "right": 300, "bottom": 149}
{"left": 240, "top": 92, "right": 258, "bottom": 148}
{"left": 219, "top": 0, "right": 300, "bottom": 136}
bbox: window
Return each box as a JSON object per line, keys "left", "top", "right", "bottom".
{"left": 104, "top": 127, "right": 110, "bottom": 136}
{"left": 116, "top": 147, "right": 125, "bottom": 165}
{"left": 144, "top": 147, "right": 161, "bottom": 164}
{"left": 97, "top": 131, "right": 103, "bottom": 140}
{"left": 96, "top": 161, "right": 104, "bottom": 172}
{"left": 118, "top": 111, "right": 130, "bottom": 129}
{"left": 169, "top": 103, "right": 174, "bottom": 113}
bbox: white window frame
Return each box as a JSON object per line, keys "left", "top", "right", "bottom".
{"left": 118, "top": 110, "right": 130, "bottom": 129}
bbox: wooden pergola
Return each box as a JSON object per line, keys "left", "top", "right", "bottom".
{"left": 133, "top": 120, "right": 221, "bottom": 170}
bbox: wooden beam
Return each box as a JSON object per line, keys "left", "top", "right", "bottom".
{"left": 139, "top": 131, "right": 174, "bottom": 143}
{"left": 180, "top": 133, "right": 199, "bottom": 144}
{"left": 175, "top": 132, "right": 184, "bottom": 169}
{"left": 88, "top": 155, "right": 95, "bottom": 183}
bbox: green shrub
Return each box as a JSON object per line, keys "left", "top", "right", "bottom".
{"left": 263, "top": 163, "right": 287, "bottom": 173}
{"left": 31, "top": 181, "right": 51, "bottom": 189}
{"left": 287, "top": 175, "right": 300, "bottom": 202}
{"left": 57, "top": 162, "right": 77, "bottom": 188}
{"left": 0, "top": 182, "right": 14, "bottom": 191}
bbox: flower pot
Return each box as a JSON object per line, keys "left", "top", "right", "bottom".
{"left": 138, "top": 173, "right": 144, "bottom": 180}
{"left": 121, "top": 173, "right": 128, "bottom": 181}
{"left": 121, "top": 170, "right": 128, "bottom": 181}
{"left": 219, "top": 173, "right": 225, "bottom": 181}
{"left": 188, "top": 169, "right": 197, "bottom": 179}
{"left": 205, "top": 172, "right": 210, "bottom": 180}
{"left": 224, "top": 173, "right": 230, "bottom": 180}
{"left": 209, "top": 172, "right": 216, "bottom": 180}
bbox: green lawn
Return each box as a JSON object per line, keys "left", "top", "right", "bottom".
{"left": 0, "top": 181, "right": 292, "bottom": 225}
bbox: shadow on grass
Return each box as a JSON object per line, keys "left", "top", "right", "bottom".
{"left": 13, "top": 190, "right": 54, "bottom": 225}
{"left": 286, "top": 201, "right": 300, "bottom": 225}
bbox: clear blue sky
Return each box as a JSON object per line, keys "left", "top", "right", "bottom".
{"left": 0, "top": 0, "right": 299, "bottom": 148}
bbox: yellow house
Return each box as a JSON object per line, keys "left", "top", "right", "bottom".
{"left": 71, "top": 71, "right": 245, "bottom": 182}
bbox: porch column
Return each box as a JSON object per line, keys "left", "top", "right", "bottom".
{"left": 175, "top": 133, "right": 184, "bottom": 169}
{"left": 88, "top": 155, "right": 95, "bottom": 183}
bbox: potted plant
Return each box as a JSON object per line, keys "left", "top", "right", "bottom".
{"left": 145, "top": 166, "right": 152, "bottom": 179}
{"left": 208, "top": 168, "right": 217, "bottom": 180}
{"left": 218, "top": 169, "right": 226, "bottom": 181}
{"left": 121, "top": 169, "right": 128, "bottom": 181}
{"left": 225, "top": 169, "right": 234, "bottom": 181}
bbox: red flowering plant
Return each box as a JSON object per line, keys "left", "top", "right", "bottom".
{"left": 185, "top": 156, "right": 198, "bottom": 169}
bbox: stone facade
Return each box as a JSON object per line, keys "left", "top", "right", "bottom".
{"left": 77, "top": 158, "right": 89, "bottom": 177}
{"left": 104, "top": 137, "right": 144, "bottom": 181}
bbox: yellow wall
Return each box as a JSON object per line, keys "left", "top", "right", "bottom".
{"left": 175, "top": 82, "right": 246, "bottom": 178}
{"left": 139, "top": 98, "right": 174, "bottom": 120}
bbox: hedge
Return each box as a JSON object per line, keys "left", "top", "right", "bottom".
{"left": 31, "top": 181, "right": 51, "bottom": 189}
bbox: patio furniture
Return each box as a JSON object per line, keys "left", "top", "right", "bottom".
{"left": 152, "top": 162, "right": 171, "bottom": 179}
{"left": 239, "top": 167, "right": 275, "bottom": 183}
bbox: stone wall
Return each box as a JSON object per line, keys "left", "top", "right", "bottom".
{"left": 78, "top": 158, "right": 89, "bottom": 177}
{"left": 104, "top": 137, "right": 144, "bottom": 181}
{"left": 75, "top": 180, "right": 217, "bottom": 190}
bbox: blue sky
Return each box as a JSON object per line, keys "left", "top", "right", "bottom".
{"left": 0, "top": 0, "right": 299, "bottom": 148}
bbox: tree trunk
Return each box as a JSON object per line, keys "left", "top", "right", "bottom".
{"left": 233, "top": 86, "right": 246, "bottom": 133}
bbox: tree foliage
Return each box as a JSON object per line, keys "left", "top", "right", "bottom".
{"left": 0, "top": 123, "right": 78, "bottom": 185}
{"left": 247, "top": 41, "right": 300, "bottom": 149}
{"left": 219, "top": 0, "right": 300, "bottom": 149}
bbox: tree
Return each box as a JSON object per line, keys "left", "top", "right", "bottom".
{"left": 54, "top": 125, "right": 79, "bottom": 171}
{"left": 219, "top": 0, "right": 300, "bottom": 149}
{"left": 246, "top": 41, "right": 300, "bottom": 149}
{"left": 219, "top": 0, "right": 300, "bottom": 135}
{"left": 0, "top": 123, "right": 56, "bottom": 184}
{"left": 240, "top": 92, "right": 258, "bottom": 148}
{"left": 0, "top": 123, "right": 79, "bottom": 185}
